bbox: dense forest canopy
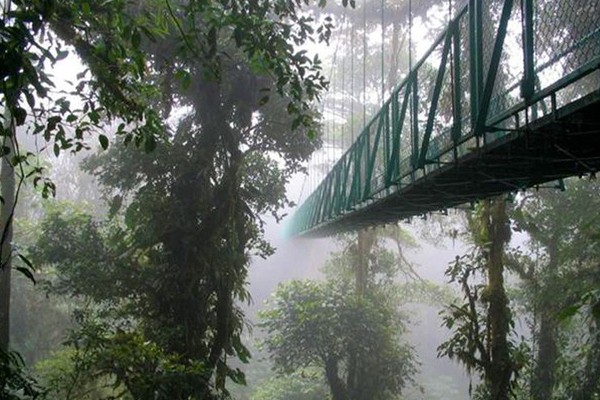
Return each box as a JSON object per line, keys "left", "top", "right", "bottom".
{"left": 1, "top": 0, "right": 339, "bottom": 398}
{"left": 1, "top": 0, "right": 600, "bottom": 399}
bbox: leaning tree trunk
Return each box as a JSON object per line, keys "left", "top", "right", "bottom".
{"left": 0, "top": 117, "right": 15, "bottom": 351}
{"left": 485, "top": 198, "right": 512, "bottom": 400}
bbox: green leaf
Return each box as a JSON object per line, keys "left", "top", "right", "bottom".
{"left": 17, "top": 254, "right": 34, "bottom": 270}
{"left": 259, "top": 95, "right": 269, "bottom": 106}
{"left": 25, "top": 91, "right": 36, "bottom": 109}
{"left": 15, "top": 254, "right": 36, "bottom": 285}
{"left": 291, "top": 116, "right": 302, "bottom": 130}
{"left": 99, "top": 134, "right": 109, "bottom": 150}
{"left": 144, "top": 134, "right": 156, "bottom": 153}
{"left": 13, "top": 107, "right": 27, "bottom": 126}
{"left": 56, "top": 50, "right": 69, "bottom": 61}
{"left": 132, "top": 28, "right": 141, "bottom": 49}
{"left": 557, "top": 304, "right": 580, "bottom": 321}
{"left": 81, "top": 2, "right": 91, "bottom": 15}
{"left": 175, "top": 70, "right": 192, "bottom": 90}
{"left": 16, "top": 267, "right": 35, "bottom": 284}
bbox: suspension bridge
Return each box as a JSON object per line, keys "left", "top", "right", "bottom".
{"left": 289, "top": 0, "right": 600, "bottom": 236}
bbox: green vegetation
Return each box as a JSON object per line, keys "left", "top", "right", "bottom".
{"left": 259, "top": 231, "right": 421, "bottom": 400}
{"left": 1, "top": 0, "right": 600, "bottom": 399}
{"left": 1, "top": 0, "right": 338, "bottom": 398}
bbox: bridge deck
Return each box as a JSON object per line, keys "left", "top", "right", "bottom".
{"left": 310, "top": 91, "right": 600, "bottom": 236}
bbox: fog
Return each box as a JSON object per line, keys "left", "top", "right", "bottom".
{"left": 4, "top": 0, "right": 600, "bottom": 399}
{"left": 240, "top": 168, "right": 472, "bottom": 399}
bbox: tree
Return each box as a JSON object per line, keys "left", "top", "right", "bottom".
{"left": 508, "top": 179, "right": 600, "bottom": 399}
{"left": 1, "top": 0, "right": 166, "bottom": 369}
{"left": 260, "top": 227, "right": 422, "bottom": 400}
{"left": 24, "top": 1, "right": 346, "bottom": 397}
{"left": 1, "top": 114, "right": 15, "bottom": 352}
{"left": 260, "top": 279, "right": 416, "bottom": 400}
{"left": 438, "top": 198, "right": 521, "bottom": 400}
{"left": 250, "top": 369, "right": 329, "bottom": 400}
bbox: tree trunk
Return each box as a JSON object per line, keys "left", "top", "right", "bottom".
{"left": 531, "top": 313, "right": 557, "bottom": 399}
{"left": 0, "top": 118, "right": 15, "bottom": 351}
{"left": 485, "top": 199, "right": 512, "bottom": 400}
{"left": 572, "top": 323, "right": 600, "bottom": 399}
{"left": 355, "top": 229, "right": 372, "bottom": 298}
{"left": 346, "top": 229, "right": 377, "bottom": 398}
{"left": 326, "top": 357, "right": 348, "bottom": 400}
{"left": 531, "top": 236, "right": 559, "bottom": 400}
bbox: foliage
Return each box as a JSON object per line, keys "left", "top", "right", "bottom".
{"left": 438, "top": 199, "right": 522, "bottom": 400}
{"left": 438, "top": 250, "right": 528, "bottom": 387}
{"left": 17, "top": 0, "right": 352, "bottom": 397}
{"left": 250, "top": 369, "right": 329, "bottom": 400}
{"left": 260, "top": 279, "right": 417, "bottom": 400}
{"left": 35, "top": 348, "right": 119, "bottom": 400}
{"left": 0, "top": 347, "right": 42, "bottom": 399}
{"left": 0, "top": 0, "right": 165, "bottom": 205}
{"left": 507, "top": 179, "right": 600, "bottom": 399}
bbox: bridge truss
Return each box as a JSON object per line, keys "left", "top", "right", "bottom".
{"left": 289, "top": 0, "right": 600, "bottom": 236}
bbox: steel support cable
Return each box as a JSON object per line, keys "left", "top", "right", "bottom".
{"left": 408, "top": 0, "right": 414, "bottom": 173}
{"left": 363, "top": 0, "right": 367, "bottom": 129}
{"left": 351, "top": 23, "right": 355, "bottom": 144}
{"left": 409, "top": 0, "right": 412, "bottom": 72}
{"left": 448, "top": 0, "right": 456, "bottom": 135}
{"left": 381, "top": 0, "right": 385, "bottom": 101}
{"left": 341, "top": 16, "right": 347, "bottom": 150}
{"left": 381, "top": 0, "right": 386, "bottom": 182}
{"left": 298, "top": 14, "right": 343, "bottom": 207}
{"left": 319, "top": 16, "right": 345, "bottom": 208}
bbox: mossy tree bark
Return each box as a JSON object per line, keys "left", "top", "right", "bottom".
{"left": 484, "top": 198, "right": 512, "bottom": 400}
{"left": 0, "top": 120, "right": 15, "bottom": 351}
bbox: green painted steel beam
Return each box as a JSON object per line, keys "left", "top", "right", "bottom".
{"left": 474, "top": 0, "right": 515, "bottom": 136}
{"left": 451, "top": 20, "right": 462, "bottom": 145}
{"left": 418, "top": 29, "right": 453, "bottom": 168}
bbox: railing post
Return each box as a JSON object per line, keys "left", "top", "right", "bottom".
{"left": 419, "top": 29, "right": 453, "bottom": 168}
{"left": 469, "top": 0, "right": 483, "bottom": 129}
{"left": 474, "top": 0, "right": 514, "bottom": 136}
{"left": 521, "top": 0, "right": 535, "bottom": 102}
{"left": 386, "top": 93, "right": 399, "bottom": 186}
{"left": 410, "top": 72, "right": 419, "bottom": 173}
{"left": 452, "top": 21, "right": 462, "bottom": 146}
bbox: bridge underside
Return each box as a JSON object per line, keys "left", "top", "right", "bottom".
{"left": 305, "top": 91, "right": 600, "bottom": 236}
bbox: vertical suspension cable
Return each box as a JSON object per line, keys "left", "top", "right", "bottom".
{"left": 331, "top": 66, "right": 335, "bottom": 169}
{"left": 351, "top": 25, "right": 355, "bottom": 145}
{"left": 449, "top": 0, "right": 456, "bottom": 131}
{"left": 408, "top": 0, "right": 413, "bottom": 172}
{"left": 341, "top": 17, "right": 346, "bottom": 153}
{"left": 363, "top": 0, "right": 367, "bottom": 128}
{"left": 381, "top": 0, "right": 385, "bottom": 102}
{"left": 408, "top": 0, "right": 412, "bottom": 72}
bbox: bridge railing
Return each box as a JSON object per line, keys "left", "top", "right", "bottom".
{"left": 291, "top": 0, "right": 600, "bottom": 236}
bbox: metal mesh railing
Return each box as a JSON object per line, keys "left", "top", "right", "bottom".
{"left": 290, "top": 0, "right": 600, "bottom": 235}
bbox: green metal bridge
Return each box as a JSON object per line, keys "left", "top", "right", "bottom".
{"left": 289, "top": 0, "right": 600, "bottom": 236}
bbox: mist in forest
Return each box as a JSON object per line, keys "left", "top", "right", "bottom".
{"left": 2, "top": 0, "right": 600, "bottom": 399}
